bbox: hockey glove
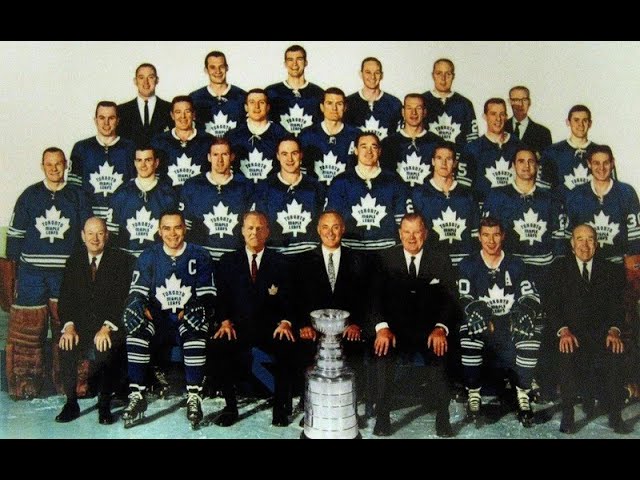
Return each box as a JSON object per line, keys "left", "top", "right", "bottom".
{"left": 123, "top": 293, "right": 149, "bottom": 335}
{"left": 510, "top": 296, "right": 539, "bottom": 343}
{"left": 183, "top": 301, "right": 208, "bottom": 333}
{"left": 465, "top": 300, "right": 493, "bottom": 338}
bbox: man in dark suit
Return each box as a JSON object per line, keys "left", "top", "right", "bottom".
{"left": 117, "top": 63, "right": 172, "bottom": 147}
{"left": 211, "top": 211, "right": 297, "bottom": 427}
{"left": 296, "top": 211, "right": 369, "bottom": 410}
{"left": 505, "top": 86, "right": 552, "bottom": 158}
{"left": 549, "top": 224, "right": 632, "bottom": 434}
{"left": 55, "top": 217, "right": 131, "bottom": 424}
{"left": 370, "top": 213, "right": 459, "bottom": 437}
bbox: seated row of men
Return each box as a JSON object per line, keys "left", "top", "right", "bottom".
{"left": 48, "top": 208, "right": 632, "bottom": 437}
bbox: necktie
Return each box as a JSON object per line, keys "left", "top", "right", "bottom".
{"left": 327, "top": 252, "right": 336, "bottom": 292}
{"left": 90, "top": 256, "right": 97, "bottom": 282}
{"left": 582, "top": 262, "right": 589, "bottom": 283}
{"left": 514, "top": 121, "right": 521, "bottom": 140}
{"left": 251, "top": 254, "right": 258, "bottom": 283}
{"left": 143, "top": 100, "right": 150, "bottom": 127}
{"left": 409, "top": 256, "right": 417, "bottom": 279}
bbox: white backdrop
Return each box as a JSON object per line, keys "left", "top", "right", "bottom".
{"left": 1, "top": 40, "right": 639, "bottom": 225}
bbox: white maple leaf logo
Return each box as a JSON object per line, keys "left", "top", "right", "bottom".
{"left": 485, "top": 157, "right": 514, "bottom": 188}
{"left": 276, "top": 199, "right": 312, "bottom": 237}
{"left": 239, "top": 148, "right": 273, "bottom": 183}
{"left": 205, "top": 111, "right": 237, "bottom": 138}
{"left": 432, "top": 207, "right": 467, "bottom": 243}
{"left": 359, "top": 116, "right": 388, "bottom": 140}
{"left": 563, "top": 164, "right": 591, "bottom": 190}
{"left": 314, "top": 151, "right": 345, "bottom": 185}
{"left": 397, "top": 152, "right": 431, "bottom": 186}
{"left": 155, "top": 273, "right": 192, "bottom": 313}
{"left": 513, "top": 208, "right": 547, "bottom": 246}
{"left": 126, "top": 207, "right": 158, "bottom": 244}
{"left": 168, "top": 153, "right": 200, "bottom": 186}
{"left": 480, "top": 284, "right": 515, "bottom": 316}
{"left": 351, "top": 193, "right": 387, "bottom": 230}
{"left": 588, "top": 211, "right": 620, "bottom": 247}
{"left": 35, "top": 206, "right": 70, "bottom": 243}
{"left": 428, "top": 113, "right": 462, "bottom": 142}
{"left": 280, "top": 104, "right": 313, "bottom": 135}
{"left": 203, "top": 202, "right": 238, "bottom": 238}
{"left": 89, "top": 161, "right": 123, "bottom": 197}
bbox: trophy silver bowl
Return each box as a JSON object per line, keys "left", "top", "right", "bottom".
{"left": 302, "top": 309, "right": 360, "bottom": 439}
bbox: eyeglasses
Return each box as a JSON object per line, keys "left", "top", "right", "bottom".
{"left": 509, "top": 98, "right": 530, "bottom": 104}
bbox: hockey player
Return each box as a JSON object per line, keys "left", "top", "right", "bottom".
{"left": 6, "top": 147, "right": 92, "bottom": 399}
{"left": 151, "top": 95, "right": 214, "bottom": 194}
{"left": 411, "top": 141, "right": 479, "bottom": 269}
{"left": 265, "top": 44, "right": 324, "bottom": 136}
{"left": 68, "top": 101, "right": 136, "bottom": 220}
{"left": 108, "top": 145, "right": 178, "bottom": 258}
{"left": 298, "top": 87, "right": 358, "bottom": 185}
{"left": 538, "top": 105, "right": 609, "bottom": 198}
{"left": 381, "top": 93, "right": 442, "bottom": 190}
{"left": 344, "top": 57, "right": 402, "bottom": 142}
{"left": 255, "top": 136, "right": 325, "bottom": 256}
{"left": 181, "top": 137, "right": 255, "bottom": 261}
{"left": 565, "top": 145, "right": 640, "bottom": 265}
{"left": 121, "top": 210, "right": 215, "bottom": 429}
{"left": 190, "top": 51, "right": 247, "bottom": 138}
{"left": 326, "top": 132, "right": 411, "bottom": 252}
{"left": 458, "top": 217, "right": 542, "bottom": 427}
{"left": 226, "top": 89, "right": 288, "bottom": 185}
{"left": 422, "top": 58, "right": 478, "bottom": 158}
{"left": 117, "top": 63, "right": 173, "bottom": 147}
{"left": 459, "top": 98, "right": 524, "bottom": 204}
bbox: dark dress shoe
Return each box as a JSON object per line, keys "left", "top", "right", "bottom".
{"left": 373, "top": 413, "right": 391, "bottom": 437}
{"left": 435, "top": 410, "right": 454, "bottom": 438}
{"left": 609, "top": 412, "right": 633, "bottom": 434}
{"left": 559, "top": 408, "right": 575, "bottom": 434}
{"left": 55, "top": 401, "right": 80, "bottom": 423}
{"left": 98, "top": 394, "right": 113, "bottom": 425}
{"left": 213, "top": 407, "right": 239, "bottom": 427}
{"left": 272, "top": 409, "right": 290, "bottom": 427}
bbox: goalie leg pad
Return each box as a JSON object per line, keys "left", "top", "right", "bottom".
{"left": 6, "top": 305, "right": 48, "bottom": 399}
{"left": 0, "top": 258, "right": 16, "bottom": 312}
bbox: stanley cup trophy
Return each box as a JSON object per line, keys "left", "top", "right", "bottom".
{"left": 302, "top": 308, "right": 360, "bottom": 439}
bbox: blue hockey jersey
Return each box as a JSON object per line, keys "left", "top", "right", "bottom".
{"left": 380, "top": 130, "right": 441, "bottom": 188}
{"left": 422, "top": 91, "right": 478, "bottom": 152}
{"left": 265, "top": 81, "right": 324, "bottom": 136}
{"left": 344, "top": 91, "right": 402, "bottom": 141}
{"left": 298, "top": 122, "right": 358, "bottom": 184}
{"left": 189, "top": 84, "right": 247, "bottom": 138}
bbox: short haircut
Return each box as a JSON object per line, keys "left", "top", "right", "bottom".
{"left": 323, "top": 87, "right": 346, "bottom": 102}
{"left": 360, "top": 56, "right": 382, "bottom": 72}
{"left": 484, "top": 97, "right": 506, "bottom": 114}
{"left": 479, "top": 216, "right": 504, "bottom": 233}
{"left": 204, "top": 50, "right": 227, "bottom": 68}
{"left": 95, "top": 100, "right": 118, "bottom": 117}
{"left": 209, "top": 137, "right": 233, "bottom": 152}
{"left": 509, "top": 85, "right": 530, "bottom": 98}
{"left": 404, "top": 93, "right": 425, "bottom": 106}
{"left": 160, "top": 208, "right": 185, "bottom": 225}
{"left": 400, "top": 212, "right": 427, "bottom": 230}
{"left": 135, "top": 144, "right": 157, "bottom": 157}
{"left": 171, "top": 95, "right": 194, "bottom": 110}
{"left": 318, "top": 210, "right": 345, "bottom": 225}
{"left": 245, "top": 88, "right": 269, "bottom": 104}
{"left": 514, "top": 147, "right": 538, "bottom": 162}
{"left": 432, "top": 58, "right": 455, "bottom": 74}
{"left": 587, "top": 144, "right": 614, "bottom": 163}
{"left": 84, "top": 216, "right": 107, "bottom": 231}
{"left": 567, "top": 104, "right": 592, "bottom": 121}
{"left": 285, "top": 44, "right": 307, "bottom": 61}
{"left": 572, "top": 223, "right": 597, "bottom": 239}
{"left": 355, "top": 131, "right": 380, "bottom": 147}
{"left": 242, "top": 210, "right": 269, "bottom": 227}
{"left": 42, "top": 146, "right": 66, "bottom": 164}
{"left": 135, "top": 63, "right": 157, "bottom": 77}
{"left": 433, "top": 140, "right": 457, "bottom": 159}
{"left": 276, "top": 135, "right": 301, "bottom": 152}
